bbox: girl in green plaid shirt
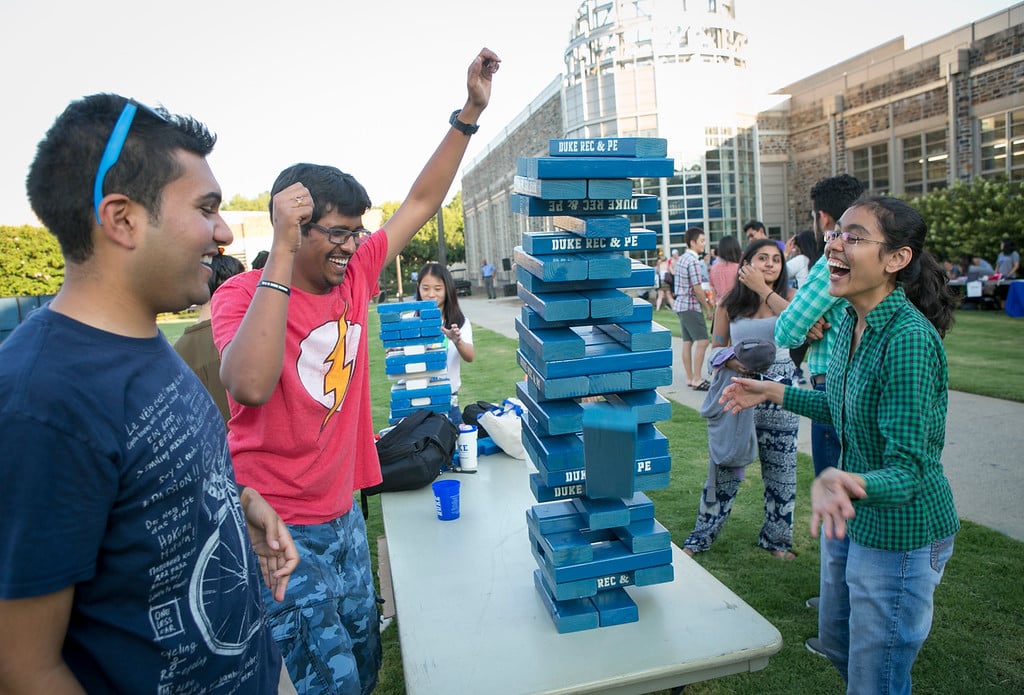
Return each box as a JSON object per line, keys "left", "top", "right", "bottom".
{"left": 720, "top": 196, "right": 959, "bottom": 694}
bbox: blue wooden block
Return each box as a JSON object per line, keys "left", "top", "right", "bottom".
{"left": 384, "top": 350, "right": 446, "bottom": 374}
{"left": 592, "top": 588, "right": 639, "bottom": 627}
{"left": 636, "top": 424, "right": 671, "bottom": 458}
{"left": 531, "top": 341, "right": 673, "bottom": 379}
{"left": 513, "top": 175, "right": 587, "bottom": 200}
{"left": 586, "top": 252, "right": 633, "bottom": 280}
{"left": 630, "top": 366, "right": 674, "bottom": 390}
{"left": 551, "top": 215, "right": 631, "bottom": 237}
{"left": 527, "top": 523, "right": 594, "bottom": 566}
{"left": 612, "top": 518, "right": 671, "bottom": 553}
{"left": 623, "top": 492, "right": 655, "bottom": 521}
{"left": 573, "top": 496, "right": 630, "bottom": 531}
{"left": 519, "top": 354, "right": 590, "bottom": 401}
{"left": 518, "top": 157, "right": 676, "bottom": 179}
{"left": 532, "top": 456, "right": 586, "bottom": 488}
{"left": 519, "top": 300, "right": 652, "bottom": 331}
{"left": 634, "top": 563, "right": 674, "bottom": 587}
{"left": 603, "top": 390, "right": 672, "bottom": 424}
{"left": 541, "top": 538, "right": 673, "bottom": 583}
{"left": 530, "top": 472, "right": 586, "bottom": 503}
{"left": 582, "top": 403, "right": 637, "bottom": 500}
{"left": 386, "top": 316, "right": 442, "bottom": 333}
{"left": 376, "top": 300, "right": 436, "bottom": 314}
{"left": 380, "top": 335, "right": 442, "bottom": 350}
{"left": 527, "top": 502, "right": 584, "bottom": 536}
{"left": 587, "top": 179, "right": 634, "bottom": 200}
{"left": 522, "top": 424, "right": 584, "bottom": 471}
{"left": 635, "top": 455, "right": 672, "bottom": 476}
{"left": 477, "top": 436, "right": 501, "bottom": 456}
{"left": 588, "top": 288, "right": 634, "bottom": 319}
{"left": 514, "top": 246, "right": 590, "bottom": 283}
{"left": 587, "top": 371, "right": 632, "bottom": 395}
{"left": 517, "top": 263, "right": 655, "bottom": 295}
{"left": 514, "top": 318, "right": 585, "bottom": 362}
{"left": 510, "top": 193, "right": 660, "bottom": 217}
{"left": 390, "top": 395, "right": 450, "bottom": 410}
{"left": 596, "top": 321, "right": 672, "bottom": 351}
{"left": 517, "top": 287, "right": 590, "bottom": 322}
{"left": 548, "top": 137, "right": 668, "bottom": 158}
{"left": 633, "top": 472, "right": 671, "bottom": 491}
{"left": 378, "top": 311, "right": 403, "bottom": 324}
{"left": 533, "top": 570, "right": 599, "bottom": 634}
{"left": 391, "top": 380, "right": 452, "bottom": 401}
{"left": 515, "top": 381, "right": 583, "bottom": 436}
{"left": 533, "top": 558, "right": 600, "bottom": 601}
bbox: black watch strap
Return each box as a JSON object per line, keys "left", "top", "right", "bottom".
{"left": 449, "top": 109, "right": 479, "bottom": 136}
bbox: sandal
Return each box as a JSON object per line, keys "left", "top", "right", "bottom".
{"left": 768, "top": 549, "right": 796, "bottom": 561}
{"left": 692, "top": 380, "right": 711, "bottom": 392}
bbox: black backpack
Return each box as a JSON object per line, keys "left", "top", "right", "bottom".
{"left": 363, "top": 409, "right": 459, "bottom": 497}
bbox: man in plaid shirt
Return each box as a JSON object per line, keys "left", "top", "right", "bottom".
{"left": 672, "top": 226, "right": 714, "bottom": 390}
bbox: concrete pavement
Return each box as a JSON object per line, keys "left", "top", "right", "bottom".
{"left": 457, "top": 293, "right": 1024, "bottom": 543}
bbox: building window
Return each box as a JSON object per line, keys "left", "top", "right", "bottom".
{"left": 902, "top": 129, "right": 948, "bottom": 195}
{"left": 850, "top": 143, "right": 890, "bottom": 194}
{"left": 980, "top": 108, "right": 1024, "bottom": 181}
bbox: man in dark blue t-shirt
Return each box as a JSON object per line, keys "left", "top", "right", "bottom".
{"left": 0, "top": 94, "right": 298, "bottom": 693}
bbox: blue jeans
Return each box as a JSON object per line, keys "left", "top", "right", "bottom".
{"left": 263, "top": 509, "right": 382, "bottom": 695}
{"left": 810, "top": 381, "right": 841, "bottom": 477}
{"left": 819, "top": 534, "right": 955, "bottom": 694}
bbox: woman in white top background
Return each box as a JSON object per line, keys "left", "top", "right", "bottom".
{"left": 415, "top": 263, "right": 475, "bottom": 421}
{"left": 784, "top": 230, "right": 822, "bottom": 384}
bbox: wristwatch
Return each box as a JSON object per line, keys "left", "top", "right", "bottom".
{"left": 449, "top": 109, "right": 479, "bottom": 136}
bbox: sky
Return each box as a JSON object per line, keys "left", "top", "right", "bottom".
{"left": 1, "top": 0, "right": 1018, "bottom": 226}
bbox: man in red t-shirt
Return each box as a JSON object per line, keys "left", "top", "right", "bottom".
{"left": 212, "top": 49, "right": 500, "bottom": 695}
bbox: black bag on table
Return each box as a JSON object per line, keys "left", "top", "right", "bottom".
{"left": 462, "top": 400, "right": 500, "bottom": 439}
{"left": 361, "top": 409, "right": 459, "bottom": 518}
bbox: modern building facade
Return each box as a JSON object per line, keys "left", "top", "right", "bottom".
{"left": 461, "top": 1, "right": 1024, "bottom": 283}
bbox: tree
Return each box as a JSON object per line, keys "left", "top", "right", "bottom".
{"left": 0, "top": 225, "right": 64, "bottom": 297}
{"left": 222, "top": 192, "right": 271, "bottom": 211}
{"left": 905, "top": 178, "right": 1024, "bottom": 264}
{"left": 376, "top": 193, "right": 466, "bottom": 297}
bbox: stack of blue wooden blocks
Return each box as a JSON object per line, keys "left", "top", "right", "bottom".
{"left": 513, "top": 137, "right": 678, "bottom": 632}
{"left": 377, "top": 300, "right": 452, "bottom": 424}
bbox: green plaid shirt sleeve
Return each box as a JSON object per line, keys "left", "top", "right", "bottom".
{"left": 775, "top": 255, "right": 846, "bottom": 375}
{"left": 829, "top": 290, "right": 959, "bottom": 550}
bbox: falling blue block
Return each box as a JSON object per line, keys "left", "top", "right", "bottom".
{"left": 510, "top": 192, "right": 660, "bottom": 217}
{"left": 582, "top": 403, "right": 637, "bottom": 500}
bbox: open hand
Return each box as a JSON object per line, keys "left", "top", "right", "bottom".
{"left": 810, "top": 468, "right": 867, "bottom": 540}
{"left": 240, "top": 487, "right": 300, "bottom": 602}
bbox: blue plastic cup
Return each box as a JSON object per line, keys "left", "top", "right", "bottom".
{"left": 432, "top": 479, "right": 460, "bottom": 521}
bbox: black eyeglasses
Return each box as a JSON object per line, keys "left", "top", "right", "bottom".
{"left": 308, "top": 223, "right": 370, "bottom": 245}
{"left": 93, "top": 98, "right": 169, "bottom": 224}
{"left": 824, "top": 229, "right": 887, "bottom": 247}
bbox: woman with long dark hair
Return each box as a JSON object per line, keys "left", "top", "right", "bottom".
{"left": 683, "top": 238, "right": 800, "bottom": 560}
{"left": 720, "top": 197, "right": 959, "bottom": 693}
{"left": 415, "top": 263, "right": 475, "bottom": 419}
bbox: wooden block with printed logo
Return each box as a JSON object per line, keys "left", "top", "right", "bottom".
{"left": 510, "top": 192, "right": 660, "bottom": 217}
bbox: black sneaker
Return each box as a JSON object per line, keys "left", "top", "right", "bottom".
{"left": 805, "top": 637, "right": 828, "bottom": 659}
{"left": 805, "top": 596, "right": 820, "bottom": 609}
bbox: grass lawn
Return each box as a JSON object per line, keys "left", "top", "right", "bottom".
{"left": 359, "top": 310, "right": 1024, "bottom": 695}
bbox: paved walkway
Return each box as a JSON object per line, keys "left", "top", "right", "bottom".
{"left": 458, "top": 294, "right": 1024, "bottom": 543}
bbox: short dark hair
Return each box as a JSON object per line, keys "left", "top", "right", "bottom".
{"left": 742, "top": 220, "right": 765, "bottom": 234}
{"left": 685, "top": 226, "right": 704, "bottom": 247}
{"left": 27, "top": 93, "right": 216, "bottom": 264}
{"left": 810, "top": 174, "right": 865, "bottom": 221}
{"left": 208, "top": 252, "right": 246, "bottom": 295}
{"left": 269, "top": 164, "right": 371, "bottom": 233}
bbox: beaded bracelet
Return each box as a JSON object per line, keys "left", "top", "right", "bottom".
{"left": 257, "top": 279, "right": 291, "bottom": 296}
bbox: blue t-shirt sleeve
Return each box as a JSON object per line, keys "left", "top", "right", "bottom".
{"left": 0, "top": 415, "right": 117, "bottom": 598}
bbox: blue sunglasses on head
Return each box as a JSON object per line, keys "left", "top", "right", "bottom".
{"left": 93, "top": 99, "right": 168, "bottom": 224}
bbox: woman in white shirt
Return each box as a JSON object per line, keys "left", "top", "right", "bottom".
{"left": 415, "top": 263, "right": 475, "bottom": 421}
{"left": 784, "top": 230, "right": 821, "bottom": 384}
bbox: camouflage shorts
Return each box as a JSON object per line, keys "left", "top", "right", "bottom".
{"left": 263, "top": 508, "right": 382, "bottom": 695}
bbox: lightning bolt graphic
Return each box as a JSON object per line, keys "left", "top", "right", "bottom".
{"left": 321, "top": 311, "right": 356, "bottom": 431}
